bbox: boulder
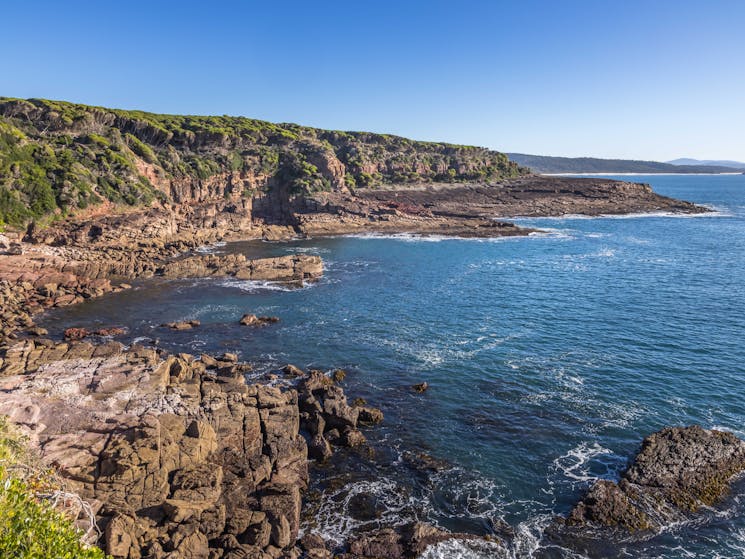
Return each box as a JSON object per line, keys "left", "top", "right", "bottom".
{"left": 64, "top": 327, "right": 89, "bottom": 340}
{"left": 282, "top": 364, "right": 305, "bottom": 377}
{"left": 240, "top": 313, "right": 280, "bottom": 326}
{"left": 94, "top": 326, "right": 126, "bottom": 337}
{"left": 412, "top": 382, "right": 428, "bottom": 393}
{"left": 308, "top": 434, "right": 333, "bottom": 461}
{"left": 564, "top": 426, "right": 745, "bottom": 534}
{"left": 341, "top": 428, "right": 366, "bottom": 448}
{"left": 162, "top": 320, "right": 200, "bottom": 330}
{"left": 357, "top": 406, "right": 384, "bottom": 425}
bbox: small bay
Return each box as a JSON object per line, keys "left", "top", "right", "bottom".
{"left": 42, "top": 174, "right": 745, "bottom": 558}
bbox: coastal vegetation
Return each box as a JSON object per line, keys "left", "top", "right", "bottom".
{"left": 0, "top": 97, "right": 527, "bottom": 228}
{"left": 0, "top": 416, "right": 107, "bottom": 559}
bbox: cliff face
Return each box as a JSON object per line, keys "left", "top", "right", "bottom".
{"left": 0, "top": 97, "right": 527, "bottom": 228}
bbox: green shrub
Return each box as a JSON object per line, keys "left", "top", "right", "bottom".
{"left": 125, "top": 133, "right": 157, "bottom": 164}
{"left": 85, "top": 134, "right": 110, "bottom": 148}
{"left": 0, "top": 417, "right": 108, "bottom": 559}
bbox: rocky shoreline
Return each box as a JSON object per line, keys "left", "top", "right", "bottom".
{"left": 3, "top": 328, "right": 745, "bottom": 558}
{"left": 0, "top": 334, "right": 507, "bottom": 558}
{"left": 0, "top": 174, "right": 723, "bottom": 557}
{"left": 0, "top": 172, "right": 707, "bottom": 345}
{"left": 290, "top": 176, "right": 707, "bottom": 237}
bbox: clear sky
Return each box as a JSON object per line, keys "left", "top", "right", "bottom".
{"left": 2, "top": 0, "right": 744, "bottom": 161}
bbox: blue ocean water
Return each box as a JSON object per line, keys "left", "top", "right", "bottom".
{"left": 43, "top": 175, "right": 745, "bottom": 558}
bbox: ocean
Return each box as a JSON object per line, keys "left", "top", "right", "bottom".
{"left": 42, "top": 174, "right": 745, "bottom": 558}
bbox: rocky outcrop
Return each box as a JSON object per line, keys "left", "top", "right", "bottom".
{"left": 0, "top": 236, "right": 323, "bottom": 345}
{"left": 295, "top": 176, "right": 706, "bottom": 237}
{"left": 0, "top": 339, "right": 391, "bottom": 559}
{"left": 563, "top": 426, "right": 745, "bottom": 534}
{"left": 162, "top": 320, "right": 201, "bottom": 330}
{"left": 296, "top": 370, "right": 383, "bottom": 461}
{"left": 0, "top": 341, "right": 309, "bottom": 558}
{"left": 0, "top": 261, "right": 125, "bottom": 346}
{"left": 159, "top": 253, "right": 323, "bottom": 283}
{"left": 240, "top": 314, "right": 280, "bottom": 326}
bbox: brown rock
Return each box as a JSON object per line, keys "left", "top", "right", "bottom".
{"left": 240, "top": 313, "right": 281, "bottom": 326}
{"left": 162, "top": 320, "right": 198, "bottom": 330}
{"left": 308, "top": 434, "right": 333, "bottom": 461}
{"left": 93, "top": 326, "right": 126, "bottom": 337}
{"left": 63, "top": 327, "right": 89, "bottom": 340}
{"left": 105, "top": 513, "right": 137, "bottom": 558}
{"left": 201, "top": 353, "right": 219, "bottom": 368}
{"left": 349, "top": 528, "right": 405, "bottom": 559}
{"left": 282, "top": 364, "right": 305, "bottom": 377}
{"left": 341, "top": 428, "right": 366, "bottom": 448}
{"left": 412, "top": 382, "right": 429, "bottom": 393}
{"left": 357, "top": 406, "right": 384, "bottom": 425}
{"left": 565, "top": 426, "right": 745, "bottom": 534}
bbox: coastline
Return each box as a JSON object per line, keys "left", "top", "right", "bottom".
{"left": 0, "top": 176, "right": 721, "bottom": 558}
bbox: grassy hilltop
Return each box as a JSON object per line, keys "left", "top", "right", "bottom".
{"left": 0, "top": 98, "right": 526, "bottom": 229}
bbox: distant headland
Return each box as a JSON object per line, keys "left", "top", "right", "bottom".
{"left": 508, "top": 153, "right": 745, "bottom": 175}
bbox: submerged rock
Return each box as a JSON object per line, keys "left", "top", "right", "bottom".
{"left": 162, "top": 319, "right": 200, "bottom": 330}
{"left": 412, "top": 381, "right": 429, "bottom": 393}
{"left": 94, "top": 326, "right": 126, "bottom": 337}
{"left": 562, "top": 426, "right": 745, "bottom": 536}
{"left": 63, "top": 327, "right": 89, "bottom": 340}
{"left": 240, "top": 313, "right": 280, "bottom": 326}
{"left": 282, "top": 364, "right": 305, "bottom": 377}
{"left": 26, "top": 326, "right": 48, "bottom": 337}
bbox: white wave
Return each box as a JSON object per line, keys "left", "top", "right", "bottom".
{"left": 217, "top": 278, "right": 315, "bottom": 293}
{"left": 510, "top": 514, "right": 563, "bottom": 558}
{"left": 379, "top": 333, "right": 519, "bottom": 369}
{"left": 426, "top": 466, "right": 506, "bottom": 520}
{"left": 552, "top": 442, "right": 625, "bottom": 484}
{"left": 195, "top": 241, "right": 227, "bottom": 254}
{"left": 420, "top": 538, "right": 509, "bottom": 559}
{"left": 709, "top": 425, "right": 745, "bottom": 439}
{"left": 309, "top": 478, "right": 415, "bottom": 547}
{"left": 344, "top": 231, "right": 567, "bottom": 243}
{"left": 344, "top": 232, "right": 450, "bottom": 242}
{"left": 283, "top": 245, "right": 331, "bottom": 254}
{"left": 579, "top": 247, "right": 616, "bottom": 258}
{"left": 131, "top": 336, "right": 153, "bottom": 345}
{"left": 526, "top": 228, "right": 576, "bottom": 240}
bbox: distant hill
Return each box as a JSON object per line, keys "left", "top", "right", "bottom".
{"left": 508, "top": 153, "right": 743, "bottom": 174}
{"left": 668, "top": 158, "right": 745, "bottom": 169}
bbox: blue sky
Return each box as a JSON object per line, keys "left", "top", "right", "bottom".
{"left": 2, "top": 0, "right": 744, "bottom": 161}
